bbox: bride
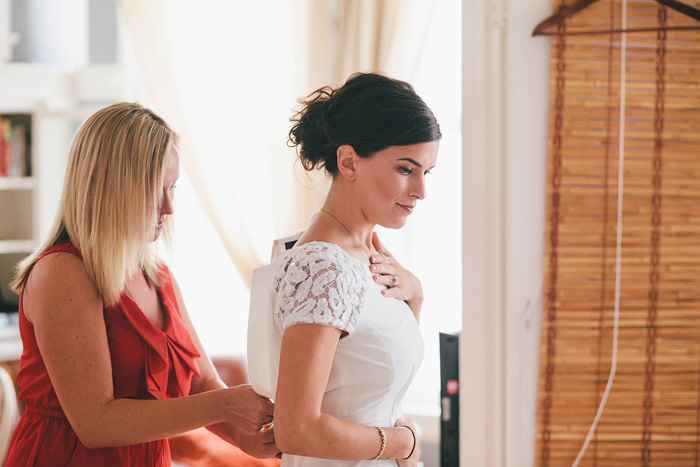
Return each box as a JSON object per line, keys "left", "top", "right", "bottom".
{"left": 272, "top": 72, "right": 440, "bottom": 466}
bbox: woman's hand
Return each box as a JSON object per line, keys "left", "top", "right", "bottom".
{"left": 222, "top": 384, "right": 275, "bottom": 434}
{"left": 212, "top": 421, "right": 279, "bottom": 459}
{"left": 370, "top": 232, "right": 424, "bottom": 321}
{"left": 213, "top": 385, "right": 279, "bottom": 458}
{"left": 394, "top": 417, "right": 420, "bottom": 467}
{"left": 235, "top": 426, "right": 279, "bottom": 459}
{"left": 205, "top": 387, "right": 278, "bottom": 458}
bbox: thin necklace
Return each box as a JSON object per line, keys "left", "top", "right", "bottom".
{"left": 319, "top": 208, "right": 373, "bottom": 258}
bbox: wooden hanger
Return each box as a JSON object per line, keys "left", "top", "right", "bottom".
{"left": 532, "top": 0, "right": 700, "bottom": 36}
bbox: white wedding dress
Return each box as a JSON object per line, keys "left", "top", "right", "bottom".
{"left": 274, "top": 242, "right": 424, "bottom": 466}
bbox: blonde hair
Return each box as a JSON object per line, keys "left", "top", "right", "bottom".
{"left": 11, "top": 102, "right": 177, "bottom": 306}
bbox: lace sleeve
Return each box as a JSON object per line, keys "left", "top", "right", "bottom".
{"left": 273, "top": 243, "right": 366, "bottom": 334}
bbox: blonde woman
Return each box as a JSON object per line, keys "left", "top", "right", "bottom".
{"left": 5, "top": 103, "right": 277, "bottom": 465}
{"left": 272, "top": 73, "right": 440, "bottom": 466}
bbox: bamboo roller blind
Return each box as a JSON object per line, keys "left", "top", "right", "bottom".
{"left": 535, "top": 1, "right": 700, "bottom": 466}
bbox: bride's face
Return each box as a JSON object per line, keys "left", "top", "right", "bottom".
{"left": 354, "top": 140, "right": 439, "bottom": 229}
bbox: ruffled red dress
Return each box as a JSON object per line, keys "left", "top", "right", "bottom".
{"left": 5, "top": 243, "right": 201, "bottom": 466}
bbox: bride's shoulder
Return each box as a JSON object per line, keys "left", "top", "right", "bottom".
{"left": 273, "top": 242, "right": 367, "bottom": 334}
{"left": 280, "top": 241, "right": 365, "bottom": 272}
{"left": 274, "top": 241, "right": 366, "bottom": 291}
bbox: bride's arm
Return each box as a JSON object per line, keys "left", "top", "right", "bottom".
{"left": 273, "top": 323, "right": 415, "bottom": 461}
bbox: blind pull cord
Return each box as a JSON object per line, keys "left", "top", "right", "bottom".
{"left": 571, "top": 0, "right": 627, "bottom": 464}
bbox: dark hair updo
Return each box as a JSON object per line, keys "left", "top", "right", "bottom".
{"left": 288, "top": 72, "right": 441, "bottom": 175}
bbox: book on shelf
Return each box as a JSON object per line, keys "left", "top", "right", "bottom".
{"left": 0, "top": 115, "right": 30, "bottom": 178}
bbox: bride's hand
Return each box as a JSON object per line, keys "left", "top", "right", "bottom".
{"left": 369, "top": 233, "right": 424, "bottom": 321}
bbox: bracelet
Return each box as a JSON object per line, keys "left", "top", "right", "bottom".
{"left": 369, "top": 426, "right": 386, "bottom": 460}
{"left": 399, "top": 425, "right": 416, "bottom": 460}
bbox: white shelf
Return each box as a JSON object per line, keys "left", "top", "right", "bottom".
{"left": 0, "top": 239, "right": 35, "bottom": 254}
{"left": 0, "top": 63, "right": 74, "bottom": 112}
{"left": 0, "top": 177, "right": 35, "bottom": 190}
{"left": 0, "top": 324, "right": 21, "bottom": 361}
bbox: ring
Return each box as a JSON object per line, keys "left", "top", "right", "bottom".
{"left": 392, "top": 275, "right": 399, "bottom": 286}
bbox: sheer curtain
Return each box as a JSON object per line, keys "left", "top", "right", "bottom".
{"left": 119, "top": 0, "right": 311, "bottom": 285}
{"left": 336, "top": 0, "right": 437, "bottom": 82}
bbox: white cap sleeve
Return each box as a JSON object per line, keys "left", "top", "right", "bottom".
{"left": 273, "top": 243, "right": 366, "bottom": 334}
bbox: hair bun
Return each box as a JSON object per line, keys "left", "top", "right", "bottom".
{"left": 288, "top": 87, "right": 339, "bottom": 173}
{"left": 288, "top": 73, "right": 441, "bottom": 175}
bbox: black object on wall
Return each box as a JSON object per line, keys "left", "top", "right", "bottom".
{"left": 440, "top": 332, "right": 459, "bottom": 466}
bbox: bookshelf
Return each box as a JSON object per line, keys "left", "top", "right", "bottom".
{"left": 0, "top": 110, "right": 35, "bottom": 318}
{"left": 0, "top": 110, "right": 35, "bottom": 363}
{"left": 0, "top": 65, "right": 79, "bottom": 360}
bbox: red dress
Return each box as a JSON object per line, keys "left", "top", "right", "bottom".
{"left": 5, "top": 243, "right": 201, "bottom": 466}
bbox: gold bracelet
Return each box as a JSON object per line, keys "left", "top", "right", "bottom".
{"left": 369, "top": 426, "right": 386, "bottom": 460}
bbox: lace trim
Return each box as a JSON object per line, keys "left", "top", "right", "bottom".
{"left": 274, "top": 242, "right": 366, "bottom": 334}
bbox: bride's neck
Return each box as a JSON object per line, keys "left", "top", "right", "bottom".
{"left": 322, "top": 184, "right": 374, "bottom": 247}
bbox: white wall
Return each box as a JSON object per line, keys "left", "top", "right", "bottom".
{"left": 461, "top": 0, "right": 551, "bottom": 465}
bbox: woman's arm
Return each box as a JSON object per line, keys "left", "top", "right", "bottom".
{"left": 273, "top": 323, "right": 414, "bottom": 461}
{"left": 23, "top": 252, "right": 270, "bottom": 449}
{"left": 169, "top": 276, "right": 278, "bottom": 458}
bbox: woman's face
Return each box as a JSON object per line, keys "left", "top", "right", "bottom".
{"left": 355, "top": 140, "right": 439, "bottom": 229}
{"left": 153, "top": 145, "right": 180, "bottom": 241}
